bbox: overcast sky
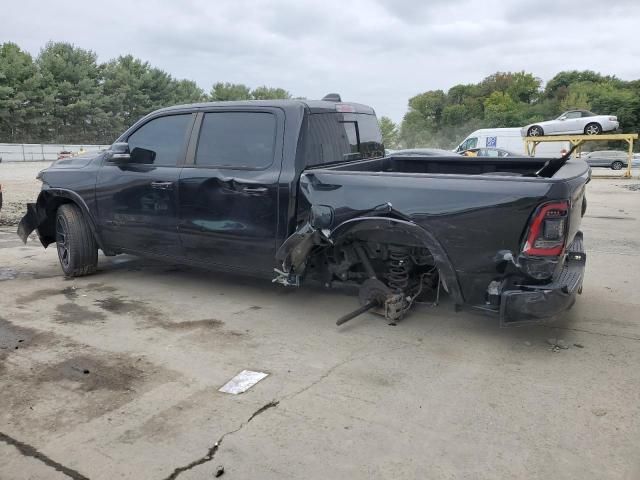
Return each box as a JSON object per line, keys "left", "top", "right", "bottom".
{"left": 3, "top": 0, "right": 639, "bottom": 122}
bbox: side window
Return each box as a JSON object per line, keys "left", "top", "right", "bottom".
{"left": 565, "top": 111, "right": 581, "bottom": 119}
{"left": 304, "top": 113, "right": 384, "bottom": 166}
{"left": 195, "top": 112, "right": 276, "bottom": 169}
{"left": 127, "top": 114, "right": 192, "bottom": 166}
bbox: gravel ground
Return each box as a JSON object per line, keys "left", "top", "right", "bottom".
{"left": 0, "top": 162, "right": 51, "bottom": 226}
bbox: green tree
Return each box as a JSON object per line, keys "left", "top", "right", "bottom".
{"left": 0, "top": 42, "right": 39, "bottom": 142}
{"left": 209, "top": 82, "right": 251, "bottom": 101}
{"left": 483, "top": 91, "right": 524, "bottom": 127}
{"left": 378, "top": 116, "right": 398, "bottom": 148}
{"left": 250, "top": 86, "right": 291, "bottom": 100}
{"left": 171, "top": 79, "right": 206, "bottom": 105}
{"left": 506, "top": 72, "right": 541, "bottom": 104}
{"left": 406, "top": 90, "right": 447, "bottom": 129}
{"left": 36, "top": 42, "right": 104, "bottom": 143}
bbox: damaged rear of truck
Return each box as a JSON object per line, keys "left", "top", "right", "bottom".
{"left": 17, "top": 97, "right": 589, "bottom": 327}
{"left": 276, "top": 153, "right": 589, "bottom": 326}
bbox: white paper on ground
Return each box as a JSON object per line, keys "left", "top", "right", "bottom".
{"left": 219, "top": 370, "right": 269, "bottom": 394}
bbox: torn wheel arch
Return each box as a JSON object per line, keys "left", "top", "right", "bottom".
{"left": 17, "top": 188, "right": 107, "bottom": 253}
{"left": 275, "top": 215, "right": 465, "bottom": 304}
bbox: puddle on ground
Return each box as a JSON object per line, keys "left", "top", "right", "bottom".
{"left": 36, "top": 354, "right": 146, "bottom": 392}
{"left": 94, "top": 296, "right": 158, "bottom": 317}
{"left": 84, "top": 283, "right": 118, "bottom": 293}
{"left": 0, "top": 317, "right": 36, "bottom": 352}
{"left": 157, "top": 318, "right": 225, "bottom": 330}
{"left": 0, "top": 317, "right": 39, "bottom": 374}
{"left": 16, "top": 286, "right": 80, "bottom": 304}
{"left": 54, "top": 303, "right": 107, "bottom": 324}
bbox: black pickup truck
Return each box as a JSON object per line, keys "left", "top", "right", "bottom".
{"left": 18, "top": 95, "right": 589, "bottom": 326}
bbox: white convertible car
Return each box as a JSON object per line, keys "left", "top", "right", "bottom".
{"left": 522, "top": 110, "right": 619, "bottom": 137}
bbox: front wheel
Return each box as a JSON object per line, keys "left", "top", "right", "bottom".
{"left": 611, "top": 161, "right": 624, "bottom": 170}
{"left": 55, "top": 204, "right": 98, "bottom": 277}
{"left": 584, "top": 123, "right": 602, "bottom": 135}
{"left": 527, "top": 126, "right": 544, "bottom": 137}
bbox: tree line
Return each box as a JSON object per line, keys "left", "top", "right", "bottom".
{"left": 382, "top": 71, "right": 640, "bottom": 149}
{"left": 1, "top": 42, "right": 639, "bottom": 149}
{"left": 0, "top": 42, "right": 293, "bottom": 144}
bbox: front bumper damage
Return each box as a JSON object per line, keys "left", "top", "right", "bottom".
{"left": 500, "top": 232, "right": 586, "bottom": 326}
{"left": 17, "top": 202, "right": 48, "bottom": 245}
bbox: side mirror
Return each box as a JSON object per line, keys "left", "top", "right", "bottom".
{"left": 109, "top": 142, "right": 130, "bottom": 162}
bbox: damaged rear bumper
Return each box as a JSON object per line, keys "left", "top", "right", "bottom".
{"left": 500, "top": 232, "right": 586, "bottom": 326}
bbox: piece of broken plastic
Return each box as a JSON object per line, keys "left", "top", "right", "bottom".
{"left": 219, "top": 370, "right": 269, "bottom": 395}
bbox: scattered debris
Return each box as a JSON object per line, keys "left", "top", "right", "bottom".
{"left": 546, "top": 338, "right": 569, "bottom": 352}
{"left": 215, "top": 465, "right": 225, "bottom": 477}
{"left": 573, "top": 343, "right": 584, "bottom": 348}
{"left": 219, "top": 370, "right": 269, "bottom": 395}
{"left": 591, "top": 408, "right": 608, "bottom": 417}
{"left": 621, "top": 183, "right": 640, "bottom": 192}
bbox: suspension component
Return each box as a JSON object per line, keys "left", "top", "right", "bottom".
{"left": 387, "top": 247, "right": 410, "bottom": 292}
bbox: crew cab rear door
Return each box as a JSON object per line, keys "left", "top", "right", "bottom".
{"left": 95, "top": 113, "right": 195, "bottom": 254}
{"left": 177, "top": 108, "right": 284, "bottom": 274}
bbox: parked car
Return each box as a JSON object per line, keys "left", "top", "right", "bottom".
{"left": 582, "top": 150, "right": 633, "bottom": 170}
{"left": 455, "top": 128, "right": 567, "bottom": 157}
{"left": 393, "top": 148, "right": 460, "bottom": 156}
{"left": 522, "top": 110, "right": 619, "bottom": 137}
{"left": 461, "top": 147, "right": 520, "bottom": 157}
{"left": 18, "top": 96, "right": 589, "bottom": 326}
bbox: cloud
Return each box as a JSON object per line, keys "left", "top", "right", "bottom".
{"left": 1, "top": 0, "right": 639, "bottom": 122}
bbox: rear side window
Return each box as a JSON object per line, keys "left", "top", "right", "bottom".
{"left": 127, "top": 114, "right": 192, "bottom": 166}
{"left": 304, "top": 112, "right": 384, "bottom": 166}
{"left": 195, "top": 112, "right": 276, "bottom": 169}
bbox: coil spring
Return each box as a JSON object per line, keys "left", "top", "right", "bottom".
{"left": 388, "top": 249, "right": 410, "bottom": 292}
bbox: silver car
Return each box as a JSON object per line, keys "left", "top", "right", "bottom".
{"left": 522, "top": 110, "right": 619, "bottom": 137}
{"left": 582, "top": 150, "right": 632, "bottom": 170}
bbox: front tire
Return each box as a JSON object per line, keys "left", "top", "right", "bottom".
{"left": 584, "top": 123, "right": 602, "bottom": 135}
{"left": 55, "top": 204, "right": 98, "bottom": 277}
{"left": 527, "top": 126, "right": 544, "bottom": 137}
{"left": 611, "top": 161, "right": 624, "bottom": 170}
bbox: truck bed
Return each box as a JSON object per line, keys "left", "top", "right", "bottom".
{"left": 318, "top": 154, "right": 588, "bottom": 179}
{"left": 298, "top": 154, "right": 590, "bottom": 311}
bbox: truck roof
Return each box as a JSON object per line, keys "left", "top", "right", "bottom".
{"left": 156, "top": 99, "right": 376, "bottom": 115}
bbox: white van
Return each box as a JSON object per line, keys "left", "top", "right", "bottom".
{"left": 454, "top": 128, "right": 569, "bottom": 157}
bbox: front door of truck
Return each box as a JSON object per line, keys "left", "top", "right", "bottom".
{"left": 178, "top": 108, "right": 284, "bottom": 274}
{"left": 96, "top": 113, "right": 195, "bottom": 255}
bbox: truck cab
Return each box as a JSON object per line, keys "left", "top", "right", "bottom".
{"left": 19, "top": 97, "right": 383, "bottom": 277}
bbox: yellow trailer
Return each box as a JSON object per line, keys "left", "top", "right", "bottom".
{"left": 523, "top": 133, "right": 638, "bottom": 178}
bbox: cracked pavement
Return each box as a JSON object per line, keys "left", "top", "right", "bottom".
{"left": 1, "top": 165, "right": 640, "bottom": 479}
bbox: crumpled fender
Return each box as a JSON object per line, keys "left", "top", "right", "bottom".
{"left": 275, "top": 214, "right": 464, "bottom": 304}
{"left": 17, "top": 188, "right": 106, "bottom": 252}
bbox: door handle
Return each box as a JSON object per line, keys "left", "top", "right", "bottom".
{"left": 151, "top": 181, "right": 173, "bottom": 190}
{"left": 242, "top": 186, "right": 268, "bottom": 195}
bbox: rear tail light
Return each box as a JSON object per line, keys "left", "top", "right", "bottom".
{"left": 523, "top": 201, "right": 569, "bottom": 256}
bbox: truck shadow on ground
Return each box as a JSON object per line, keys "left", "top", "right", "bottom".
{"left": 95, "top": 253, "right": 585, "bottom": 354}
